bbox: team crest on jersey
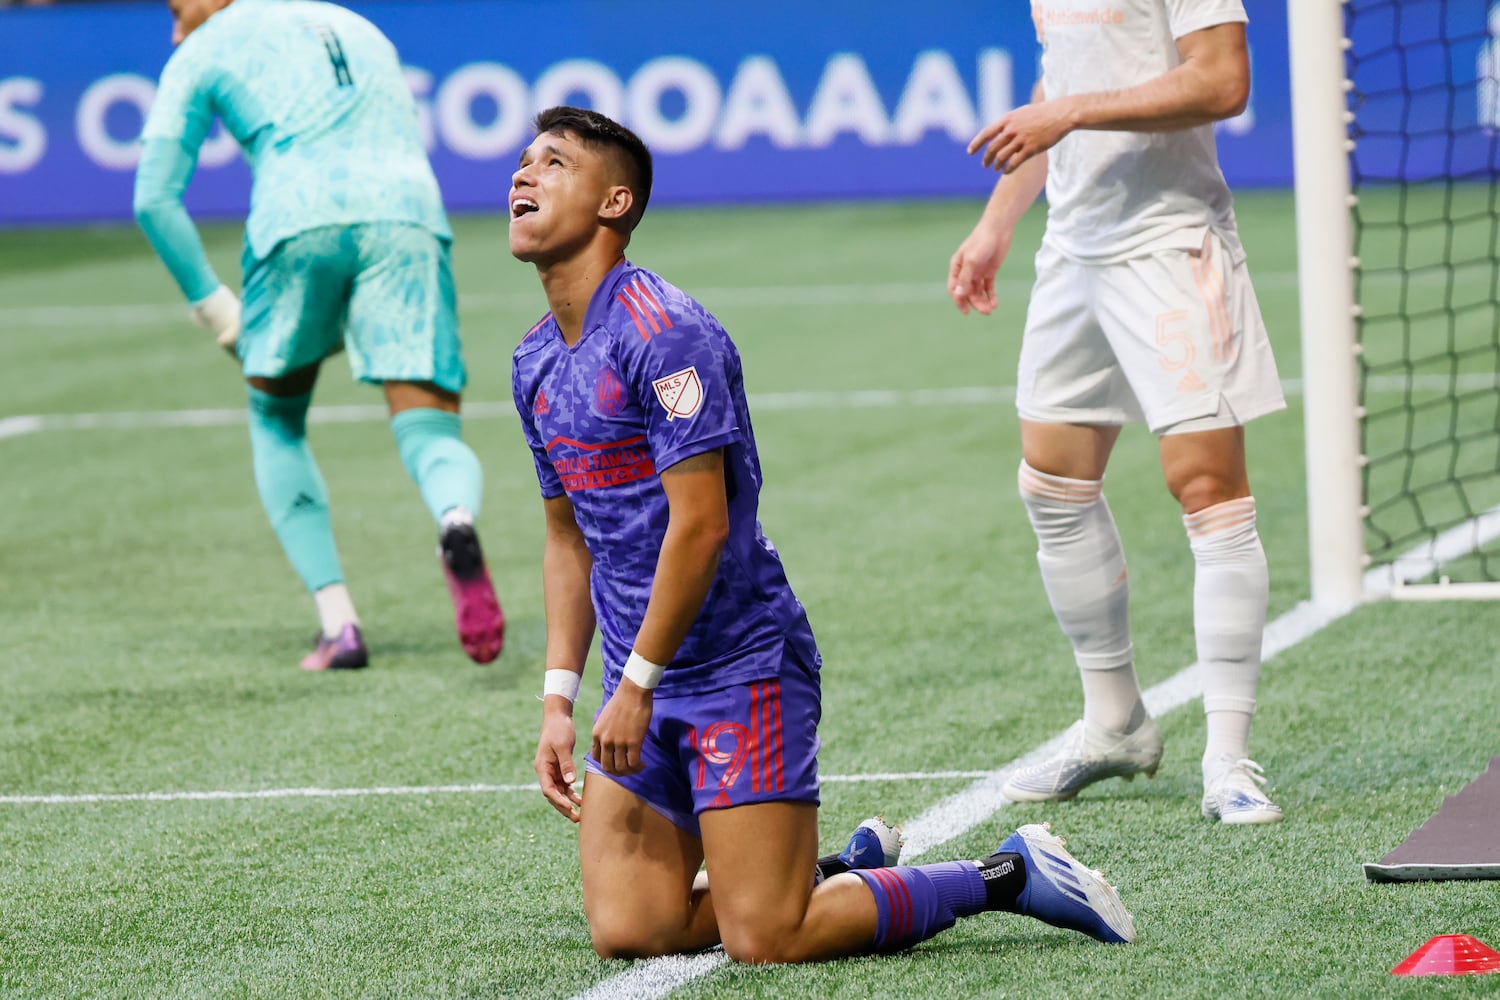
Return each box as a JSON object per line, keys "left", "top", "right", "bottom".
{"left": 594, "top": 367, "right": 627, "bottom": 416}
{"left": 652, "top": 366, "right": 704, "bottom": 421}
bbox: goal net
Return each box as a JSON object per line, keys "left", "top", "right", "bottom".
{"left": 1292, "top": 0, "right": 1500, "bottom": 604}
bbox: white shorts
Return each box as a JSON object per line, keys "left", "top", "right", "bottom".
{"left": 1016, "top": 230, "right": 1286, "bottom": 435}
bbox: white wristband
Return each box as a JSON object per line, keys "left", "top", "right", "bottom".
{"left": 622, "top": 651, "right": 666, "bottom": 690}
{"left": 544, "top": 669, "right": 581, "bottom": 703}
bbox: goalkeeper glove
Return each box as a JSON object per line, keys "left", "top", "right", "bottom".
{"left": 188, "top": 285, "right": 241, "bottom": 351}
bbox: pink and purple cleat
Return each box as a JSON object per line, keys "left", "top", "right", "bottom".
{"left": 439, "top": 520, "right": 505, "bottom": 664}
{"left": 299, "top": 623, "right": 369, "bottom": 672}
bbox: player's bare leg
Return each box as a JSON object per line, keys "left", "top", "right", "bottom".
{"left": 1159, "top": 426, "right": 1282, "bottom": 823}
{"left": 1004, "top": 420, "right": 1161, "bottom": 802}
{"left": 1157, "top": 425, "right": 1250, "bottom": 513}
{"left": 576, "top": 774, "right": 721, "bottom": 958}
{"left": 1019, "top": 420, "right": 1120, "bottom": 482}
{"left": 383, "top": 380, "right": 504, "bottom": 663}
{"left": 698, "top": 801, "right": 879, "bottom": 962}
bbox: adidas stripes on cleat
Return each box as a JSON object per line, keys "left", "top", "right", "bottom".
{"left": 996, "top": 823, "right": 1136, "bottom": 944}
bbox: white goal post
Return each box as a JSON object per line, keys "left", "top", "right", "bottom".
{"left": 1288, "top": 0, "right": 1366, "bottom": 611}
{"left": 1288, "top": 0, "right": 1500, "bottom": 605}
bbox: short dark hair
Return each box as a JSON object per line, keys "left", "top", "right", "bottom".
{"left": 532, "top": 106, "right": 653, "bottom": 230}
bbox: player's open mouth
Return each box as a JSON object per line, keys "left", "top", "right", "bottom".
{"left": 511, "top": 198, "right": 539, "bottom": 219}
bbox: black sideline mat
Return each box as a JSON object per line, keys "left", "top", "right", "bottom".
{"left": 1364, "top": 756, "right": 1500, "bottom": 882}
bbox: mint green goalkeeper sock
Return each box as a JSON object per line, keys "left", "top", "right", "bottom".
{"left": 391, "top": 408, "right": 483, "bottom": 522}
{"left": 247, "top": 388, "right": 345, "bottom": 592}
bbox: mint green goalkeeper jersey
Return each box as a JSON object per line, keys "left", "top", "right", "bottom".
{"left": 140, "top": 0, "right": 450, "bottom": 265}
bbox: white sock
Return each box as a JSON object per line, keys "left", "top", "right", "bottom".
{"left": 314, "top": 583, "right": 359, "bottom": 639}
{"left": 1019, "top": 461, "right": 1144, "bottom": 734}
{"left": 1186, "top": 497, "right": 1268, "bottom": 778}
{"left": 440, "top": 505, "right": 473, "bottom": 531}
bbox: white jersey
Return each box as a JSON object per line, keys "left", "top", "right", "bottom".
{"left": 1033, "top": 0, "right": 1248, "bottom": 262}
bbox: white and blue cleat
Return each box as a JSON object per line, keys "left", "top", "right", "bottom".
{"left": 996, "top": 822, "right": 1137, "bottom": 943}
{"left": 837, "top": 816, "right": 904, "bottom": 870}
{"left": 1201, "top": 755, "right": 1284, "bottom": 825}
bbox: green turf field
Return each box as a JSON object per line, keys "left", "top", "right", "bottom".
{"left": 2, "top": 195, "right": 1498, "bottom": 998}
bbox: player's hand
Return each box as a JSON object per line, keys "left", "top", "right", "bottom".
{"left": 188, "top": 285, "right": 242, "bottom": 355}
{"left": 948, "top": 227, "right": 1011, "bottom": 316}
{"left": 591, "top": 680, "right": 653, "bottom": 777}
{"left": 535, "top": 708, "right": 583, "bottom": 822}
{"left": 969, "top": 98, "right": 1074, "bottom": 173}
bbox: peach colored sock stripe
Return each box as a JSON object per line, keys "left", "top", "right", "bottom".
{"left": 1017, "top": 461, "right": 1102, "bottom": 504}
{"left": 1183, "top": 496, "right": 1257, "bottom": 538}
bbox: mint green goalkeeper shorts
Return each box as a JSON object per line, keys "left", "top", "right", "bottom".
{"left": 239, "top": 222, "right": 465, "bottom": 393}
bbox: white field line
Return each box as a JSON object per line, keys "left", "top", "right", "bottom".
{"left": 0, "top": 389, "right": 1014, "bottom": 441}
{"left": 572, "top": 954, "right": 729, "bottom": 1000}
{"left": 0, "top": 770, "right": 995, "bottom": 808}
{"left": 570, "top": 506, "right": 1500, "bottom": 999}
{"left": 0, "top": 277, "right": 1148, "bottom": 328}
{"left": 4, "top": 375, "right": 1497, "bottom": 443}
{"left": 2, "top": 265, "right": 1480, "bottom": 328}
{"left": 9, "top": 263, "right": 1495, "bottom": 330}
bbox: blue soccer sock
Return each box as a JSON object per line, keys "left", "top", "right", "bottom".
{"left": 247, "top": 388, "right": 345, "bottom": 593}
{"left": 390, "top": 408, "right": 483, "bottom": 523}
{"left": 851, "top": 862, "right": 989, "bottom": 952}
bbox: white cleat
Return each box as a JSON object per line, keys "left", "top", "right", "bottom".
{"left": 1202, "top": 755, "right": 1284, "bottom": 825}
{"left": 1003, "top": 718, "right": 1164, "bottom": 802}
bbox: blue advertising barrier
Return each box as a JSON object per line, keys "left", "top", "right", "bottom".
{"left": 2, "top": 1, "right": 1301, "bottom": 226}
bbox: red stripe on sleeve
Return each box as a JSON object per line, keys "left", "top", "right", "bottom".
{"left": 616, "top": 293, "right": 650, "bottom": 340}
{"left": 633, "top": 281, "right": 675, "bottom": 330}
{"left": 620, "top": 285, "right": 662, "bottom": 335}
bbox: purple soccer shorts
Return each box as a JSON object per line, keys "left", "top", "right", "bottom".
{"left": 584, "top": 647, "right": 822, "bottom": 836}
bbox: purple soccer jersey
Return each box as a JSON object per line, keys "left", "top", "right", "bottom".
{"left": 512, "top": 260, "right": 819, "bottom": 697}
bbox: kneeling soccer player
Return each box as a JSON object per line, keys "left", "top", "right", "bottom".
{"left": 511, "top": 106, "right": 1137, "bottom": 962}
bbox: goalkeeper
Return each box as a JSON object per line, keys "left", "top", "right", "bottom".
{"left": 133, "top": 0, "right": 504, "bottom": 670}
